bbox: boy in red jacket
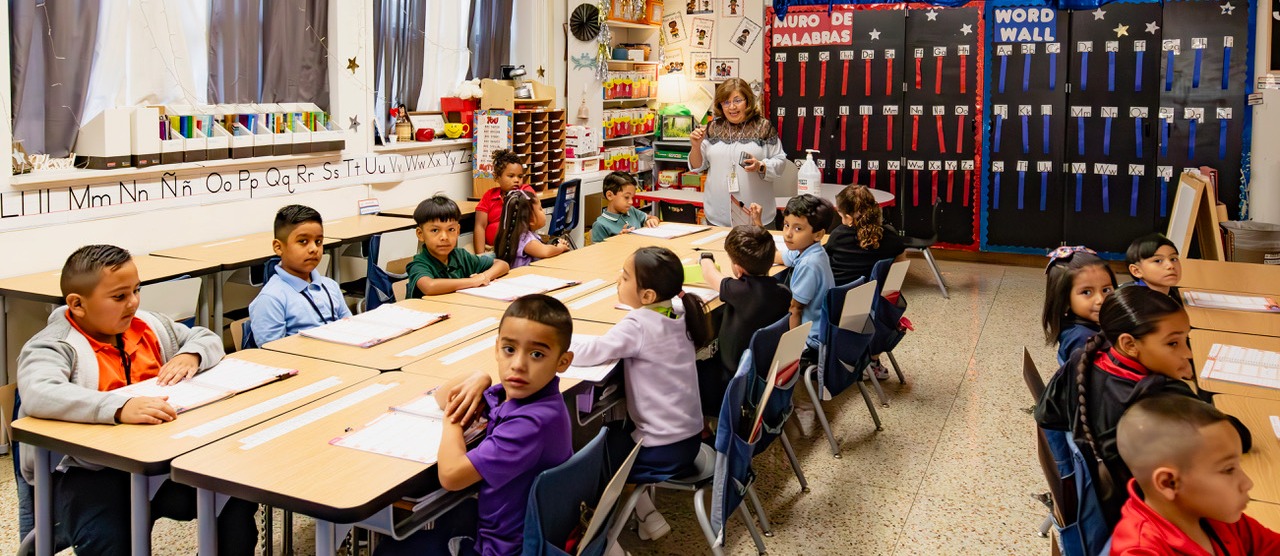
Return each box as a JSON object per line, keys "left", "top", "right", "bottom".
{"left": 1111, "top": 394, "right": 1280, "bottom": 555}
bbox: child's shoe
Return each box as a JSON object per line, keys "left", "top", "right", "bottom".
{"left": 865, "top": 359, "right": 890, "bottom": 381}
{"left": 636, "top": 508, "right": 671, "bottom": 541}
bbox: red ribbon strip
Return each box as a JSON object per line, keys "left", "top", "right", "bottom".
{"left": 843, "top": 60, "right": 851, "bottom": 95}
{"left": 890, "top": 169, "right": 897, "bottom": 196}
{"left": 931, "top": 169, "right": 940, "bottom": 205}
{"left": 960, "top": 55, "right": 967, "bottom": 94}
{"left": 946, "top": 169, "right": 955, "bottom": 202}
{"left": 865, "top": 59, "right": 872, "bottom": 96}
{"left": 870, "top": 169, "right": 878, "bottom": 190}
{"left": 915, "top": 56, "right": 923, "bottom": 90}
{"left": 956, "top": 115, "right": 965, "bottom": 153}
{"left": 796, "top": 116, "right": 805, "bottom": 152}
{"left": 911, "top": 115, "right": 920, "bottom": 152}
{"left": 936, "top": 115, "right": 947, "bottom": 154}
{"left": 812, "top": 115, "right": 822, "bottom": 150}
{"left": 840, "top": 115, "right": 849, "bottom": 151}
{"left": 886, "top": 115, "right": 894, "bottom": 151}
{"left": 861, "top": 114, "right": 869, "bottom": 151}
{"left": 837, "top": 168, "right": 845, "bottom": 184}
{"left": 912, "top": 169, "right": 920, "bottom": 206}
{"left": 800, "top": 62, "right": 807, "bottom": 97}
{"left": 819, "top": 61, "right": 828, "bottom": 97}
{"left": 963, "top": 169, "right": 971, "bottom": 207}
{"left": 886, "top": 59, "right": 894, "bottom": 96}
{"left": 935, "top": 57, "right": 943, "bottom": 95}
{"left": 777, "top": 62, "right": 784, "bottom": 96}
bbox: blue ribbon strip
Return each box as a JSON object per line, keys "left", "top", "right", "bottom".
{"left": 993, "top": 172, "right": 1002, "bottom": 210}
{"left": 1159, "top": 176, "right": 1169, "bottom": 217}
{"left": 1022, "top": 115, "right": 1030, "bottom": 154}
{"left": 1165, "top": 50, "right": 1175, "bottom": 91}
{"left": 1023, "top": 54, "right": 1032, "bottom": 92}
{"left": 1080, "top": 51, "right": 1089, "bottom": 91}
{"left": 1188, "top": 118, "right": 1197, "bottom": 159}
{"left": 1160, "top": 119, "right": 1169, "bottom": 157}
{"left": 1040, "top": 172, "right": 1048, "bottom": 211}
{"left": 1075, "top": 173, "right": 1083, "bottom": 212}
{"left": 994, "top": 114, "right": 1004, "bottom": 153}
{"left": 1108, "top": 51, "right": 1116, "bottom": 92}
{"left": 1018, "top": 170, "right": 1026, "bottom": 210}
{"left": 999, "top": 55, "right": 1008, "bottom": 94}
{"left": 1130, "top": 175, "right": 1140, "bottom": 217}
{"left": 1050, "top": 52, "right": 1057, "bottom": 90}
{"left": 1222, "top": 46, "right": 1232, "bottom": 90}
{"left": 1136, "top": 50, "right": 1144, "bottom": 91}
{"left": 1103, "top": 116, "right": 1113, "bottom": 156}
{"left": 1077, "top": 116, "right": 1086, "bottom": 156}
{"left": 1219, "top": 118, "right": 1228, "bottom": 159}
{"left": 1043, "top": 114, "right": 1051, "bottom": 155}
{"left": 1135, "top": 117, "right": 1144, "bottom": 154}
{"left": 1101, "top": 174, "right": 1110, "bottom": 213}
{"left": 1192, "top": 48, "right": 1203, "bottom": 88}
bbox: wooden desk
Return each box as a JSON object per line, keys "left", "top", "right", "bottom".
{"left": 1191, "top": 329, "right": 1280, "bottom": 402}
{"left": 428, "top": 265, "right": 616, "bottom": 312}
{"left": 1246, "top": 500, "right": 1280, "bottom": 532}
{"left": 262, "top": 299, "right": 505, "bottom": 371}
{"left": 12, "top": 350, "right": 376, "bottom": 556}
{"left": 401, "top": 319, "right": 616, "bottom": 393}
{"left": 565, "top": 279, "right": 721, "bottom": 325}
{"left": 0, "top": 255, "right": 219, "bottom": 305}
{"left": 1180, "top": 258, "right": 1280, "bottom": 297}
{"left": 1185, "top": 298, "right": 1280, "bottom": 337}
{"left": 1213, "top": 395, "right": 1280, "bottom": 505}
{"left": 322, "top": 214, "right": 416, "bottom": 243}
{"left": 382, "top": 200, "right": 479, "bottom": 219}
{"left": 673, "top": 250, "right": 786, "bottom": 288}
{"left": 532, "top": 234, "right": 697, "bottom": 273}
{"left": 171, "top": 372, "right": 446, "bottom": 556}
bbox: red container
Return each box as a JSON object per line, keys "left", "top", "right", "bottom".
{"left": 440, "top": 97, "right": 480, "bottom": 138}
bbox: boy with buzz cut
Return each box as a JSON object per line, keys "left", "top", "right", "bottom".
{"left": 407, "top": 195, "right": 510, "bottom": 297}
{"left": 375, "top": 294, "right": 574, "bottom": 556}
{"left": 17, "top": 245, "right": 258, "bottom": 555}
{"left": 1112, "top": 394, "right": 1280, "bottom": 554}
{"left": 248, "top": 204, "right": 352, "bottom": 346}
{"left": 697, "top": 225, "right": 791, "bottom": 415}
{"left": 590, "top": 171, "right": 660, "bottom": 243}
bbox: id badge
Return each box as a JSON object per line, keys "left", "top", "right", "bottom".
{"left": 728, "top": 167, "right": 741, "bottom": 193}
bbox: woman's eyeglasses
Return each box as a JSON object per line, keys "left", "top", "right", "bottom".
{"left": 720, "top": 98, "right": 746, "bottom": 107}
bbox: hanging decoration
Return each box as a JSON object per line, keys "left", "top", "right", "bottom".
{"left": 595, "top": 0, "right": 613, "bottom": 81}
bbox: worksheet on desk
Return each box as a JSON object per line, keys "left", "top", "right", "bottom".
{"left": 332, "top": 412, "right": 443, "bottom": 464}
{"left": 115, "top": 358, "right": 296, "bottom": 412}
{"left": 629, "top": 223, "right": 711, "bottom": 239}
{"left": 458, "top": 274, "right": 579, "bottom": 301}
{"left": 1183, "top": 291, "right": 1280, "bottom": 313}
{"left": 1201, "top": 343, "right": 1280, "bottom": 389}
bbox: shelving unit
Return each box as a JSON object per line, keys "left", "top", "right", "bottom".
{"left": 602, "top": 133, "right": 654, "bottom": 143}
{"left": 473, "top": 107, "right": 566, "bottom": 196}
{"left": 603, "top": 97, "right": 658, "bottom": 106}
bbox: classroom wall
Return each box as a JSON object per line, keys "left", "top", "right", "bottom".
{"left": 1249, "top": 0, "right": 1279, "bottom": 224}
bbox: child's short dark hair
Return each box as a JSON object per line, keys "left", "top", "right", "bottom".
{"left": 60, "top": 245, "right": 133, "bottom": 297}
{"left": 783, "top": 194, "right": 835, "bottom": 234}
{"left": 273, "top": 204, "right": 323, "bottom": 242}
{"left": 502, "top": 294, "right": 574, "bottom": 353}
{"left": 492, "top": 149, "right": 524, "bottom": 177}
{"left": 1117, "top": 394, "right": 1237, "bottom": 480}
{"left": 413, "top": 195, "right": 462, "bottom": 226}
{"left": 1126, "top": 233, "right": 1178, "bottom": 265}
{"left": 724, "top": 225, "right": 776, "bottom": 276}
{"left": 602, "top": 171, "right": 638, "bottom": 196}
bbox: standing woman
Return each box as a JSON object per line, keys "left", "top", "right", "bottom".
{"left": 688, "top": 78, "right": 787, "bottom": 227}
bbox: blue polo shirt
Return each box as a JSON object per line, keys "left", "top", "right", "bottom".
{"left": 783, "top": 242, "right": 834, "bottom": 348}
{"left": 247, "top": 265, "right": 351, "bottom": 345}
{"left": 467, "top": 378, "right": 572, "bottom": 556}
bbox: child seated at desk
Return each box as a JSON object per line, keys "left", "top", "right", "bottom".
{"left": 1124, "top": 233, "right": 1182, "bottom": 304}
{"left": 590, "top": 171, "right": 659, "bottom": 243}
{"left": 1110, "top": 394, "right": 1280, "bottom": 554}
{"left": 475, "top": 149, "right": 535, "bottom": 253}
{"left": 775, "top": 194, "right": 835, "bottom": 435}
{"left": 248, "top": 204, "right": 352, "bottom": 346}
{"left": 407, "top": 195, "right": 511, "bottom": 297}
{"left": 494, "top": 189, "right": 569, "bottom": 269}
{"left": 375, "top": 294, "right": 574, "bottom": 556}
{"left": 16, "top": 245, "right": 258, "bottom": 555}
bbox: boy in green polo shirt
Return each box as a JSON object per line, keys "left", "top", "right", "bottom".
{"left": 406, "top": 195, "right": 510, "bottom": 297}
{"left": 590, "top": 171, "right": 659, "bottom": 243}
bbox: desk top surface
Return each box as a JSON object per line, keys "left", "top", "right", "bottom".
{"left": 1180, "top": 259, "right": 1280, "bottom": 297}
{"left": 1192, "top": 329, "right": 1280, "bottom": 402}
{"left": 381, "top": 200, "right": 480, "bottom": 219}
{"left": 0, "top": 255, "right": 219, "bottom": 304}
{"left": 1213, "top": 394, "right": 1280, "bottom": 505}
{"left": 426, "top": 266, "right": 617, "bottom": 312}
{"left": 322, "top": 214, "right": 417, "bottom": 241}
{"left": 151, "top": 232, "right": 340, "bottom": 269}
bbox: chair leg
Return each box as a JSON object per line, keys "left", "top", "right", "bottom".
{"left": 283, "top": 510, "right": 294, "bottom": 555}
{"left": 803, "top": 367, "right": 841, "bottom": 458}
{"left": 1038, "top": 513, "right": 1053, "bottom": 537}
{"left": 607, "top": 488, "right": 644, "bottom": 550}
{"left": 855, "top": 381, "right": 884, "bottom": 431}
{"left": 921, "top": 247, "right": 949, "bottom": 299}
{"left": 866, "top": 364, "right": 889, "bottom": 407}
{"left": 739, "top": 504, "right": 768, "bottom": 555}
{"left": 693, "top": 487, "right": 724, "bottom": 556}
{"left": 778, "top": 431, "right": 810, "bottom": 493}
{"left": 263, "top": 505, "right": 274, "bottom": 556}
{"left": 886, "top": 350, "right": 907, "bottom": 385}
{"left": 745, "top": 484, "right": 772, "bottom": 537}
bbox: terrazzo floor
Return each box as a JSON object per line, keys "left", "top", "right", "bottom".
{"left": 0, "top": 259, "right": 1061, "bottom": 555}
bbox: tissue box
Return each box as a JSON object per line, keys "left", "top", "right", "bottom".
{"left": 565, "top": 125, "right": 597, "bottom": 159}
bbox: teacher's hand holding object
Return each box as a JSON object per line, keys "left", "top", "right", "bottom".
{"left": 687, "top": 78, "right": 787, "bottom": 227}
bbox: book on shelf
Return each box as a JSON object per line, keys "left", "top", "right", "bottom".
{"left": 114, "top": 358, "right": 298, "bottom": 413}
{"left": 331, "top": 393, "right": 485, "bottom": 465}
{"left": 1182, "top": 291, "right": 1280, "bottom": 313}
{"left": 1200, "top": 343, "right": 1280, "bottom": 390}
{"left": 299, "top": 305, "right": 449, "bottom": 348}
{"left": 457, "top": 274, "right": 581, "bottom": 302}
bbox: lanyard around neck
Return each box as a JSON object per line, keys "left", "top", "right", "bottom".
{"left": 299, "top": 282, "right": 339, "bottom": 323}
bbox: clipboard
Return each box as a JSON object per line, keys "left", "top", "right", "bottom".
{"left": 577, "top": 440, "right": 643, "bottom": 554}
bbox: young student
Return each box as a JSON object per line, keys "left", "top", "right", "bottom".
{"left": 824, "top": 185, "right": 905, "bottom": 287}
{"left": 590, "top": 171, "right": 659, "bottom": 243}
{"left": 248, "top": 204, "right": 352, "bottom": 345}
{"left": 774, "top": 194, "right": 836, "bottom": 364}
{"left": 1125, "top": 233, "right": 1182, "bottom": 303}
{"left": 1042, "top": 246, "right": 1118, "bottom": 365}
{"left": 375, "top": 295, "right": 575, "bottom": 556}
{"left": 493, "top": 189, "right": 569, "bottom": 269}
{"left": 407, "top": 195, "right": 510, "bottom": 297}
{"left": 475, "top": 149, "right": 535, "bottom": 253}
{"left": 1035, "top": 286, "right": 1251, "bottom": 527}
{"left": 697, "top": 225, "right": 791, "bottom": 415}
{"left": 571, "top": 246, "right": 712, "bottom": 542}
{"left": 16, "top": 245, "right": 258, "bottom": 554}
{"left": 1111, "top": 394, "right": 1280, "bottom": 555}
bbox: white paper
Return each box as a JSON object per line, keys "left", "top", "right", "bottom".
{"left": 174, "top": 376, "right": 342, "bottom": 439}
{"left": 458, "top": 274, "right": 578, "bottom": 301}
{"left": 560, "top": 335, "right": 619, "bottom": 382}
{"left": 189, "top": 358, "right": 296, "bottom": 392}
{"left": 351, "top": 305, "right": 448, "bottom": 330}
{"left": 629, "top": 223, "right": 711, "bottom": 239}
{"left": 300, "top": 319, "right": 410, "bottom": 347}
{"left": 1199, "top": 343, "right": 1280, "bottom": 389}
{"left": 1271, "top": 416, "right": 1280, "bottom": 439}
{"left": 332, "top": 411, "right": 443, "bottom": 465}
{"left": 239, "top": 382, "right": 397, "bottom": 449}
{"left": 569, "top": 287, "right": 619, "bottom": 310}
{"left": 395, "top": 394, "right": 446, "bottom": 420}
{"left": 1182, "top": 291, "right": 1280, "bottom": 312}
{"left": 115, "top": 380, "right": 226, "bottom": 412}
{"left": 438, "top": 334, "right": 498, "bottom": 365}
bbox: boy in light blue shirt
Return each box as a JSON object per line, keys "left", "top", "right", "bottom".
{"left": 248, "top": 205, "right": 351, "bottom": 346}
{"left": 776, "top": 194, "right": 835, "bottom": 358}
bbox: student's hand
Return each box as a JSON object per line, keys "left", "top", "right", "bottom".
{"left": 689, "top": 127, "right": 705, "bottom": 147}
{"left": 747, "top": 203, "right": 763, "bottom": 226}
{"left": 620, "top": 224, "right": 636, "bottom": 234}
{"left": 156, "top": 353, "right": 200, "bottom": 386}
{"left": 470, "top": 273, "right": 492, "bottom": 288}
{"left": 742, "top": 155, "right": 762, "bottom": 174}
{"left": 443, "top": 373, "right": 491, "bottom": 425}
{"left": 119, "top": 396, "right": 177, "bottom": 425}
{"left": 554, "top": 238, "right": 570, "bottom": 250}
{"left": 644, "top": 217, "right": 660, "bottom": 228}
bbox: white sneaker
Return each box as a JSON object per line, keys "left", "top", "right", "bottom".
{"left": 605, "top": 542, "right": 631, "bottom": 556}
{"left": 792, "top": 404, "right": 817, "bottom": 437}
{"left": 637, "top": 508, "right": 671, "bottom": 541}
{"left": 864, "top": 360, "right": 890, "bottom": 381}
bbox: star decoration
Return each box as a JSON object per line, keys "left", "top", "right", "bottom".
{"left": 1092, "top": 8, "right": 1107, "bottom": 20}
{"left": 869, "top": 28, "right": 881, "bottom": 40}
{"left": 349, "top": 115, "right": 360, "bottom": 132}
{"left": 960, "top": 23, "right": 973, "bottom": 35}
{"left": 1146, "top": 21, "right": 1160, "bottom": 34}
{"left": 925, "top": 9, "right": 939, "bottom": 21}
{"left": 537, "top": 65, "right": 546, "bottom": 78}
{"left": 1114, "top": 24, "right": 1129, "bottom": 37}
{"left": 1220, "top": 2, "right": 1235, "bottom": 15}
{"left": 346, "top": 57, "right": 359, "bottom": 73}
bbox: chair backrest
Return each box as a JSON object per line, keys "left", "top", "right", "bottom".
{"left": 230, "top": 318, "right": 256, "bottom": 351}
{"left": 882, "top": 260, "right": 909, "bottom": 296}
{"left": 0, "top": 383, "right": 16, "bottom": 448}
{"left": 837, "top": 280, "right": 877, "bottom": 333}
{"left": 375, "top": 229, "right": 419, "bottom": 269}
{"left": 548, "top": 179, "right": 582, "bottom": 238}
{"left": 523, "top": 427, "right": 613, "bottom": 556}
{"left": 1022, "top": 347, "right": 1046, "bottom": 402}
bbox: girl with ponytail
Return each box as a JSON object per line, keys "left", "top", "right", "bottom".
{"left": 492, "top": 189, "right": 568, "bottom": 268}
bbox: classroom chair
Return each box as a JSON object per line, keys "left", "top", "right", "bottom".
{"left": 365, "top": 232, "right": 411, "bottom": 311}
{"left": 802, "top": 278, "right": 881, "bottom": 457}
{"left": 899, "top": 199, "right": 949, "bottom": 299}
{"left": 548, "top": 178, "right": 581, "bottom": 248}
{"left": 742, "top": 315, "right": 810, "bottom": 495}
{"left": 524, "top": 427, "right": 624, "bottom": 556}
{"left": 864, "top": 258, "right": 913, "bottom": 407}
{"left": 229, "top": 318, "right": 255, "bottom": 351}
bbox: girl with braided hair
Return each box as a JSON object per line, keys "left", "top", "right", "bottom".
{"left": 493, "top": 189, "right": 568, "bottom": 268}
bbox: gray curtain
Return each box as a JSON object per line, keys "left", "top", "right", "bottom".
{"left": 467, "top": 0, "right": 512, "bottom": 80}
{"left": 208, "top": 0, "right": 262, "bottom": 104}
{"left": 10, "top": 0, "right": 101, "bottom": 156}
{"left": 374, "top": 0, "right": 427, "bottom": 140}
{"left": 262, "top": 0, "right": 329, "bottom": 110}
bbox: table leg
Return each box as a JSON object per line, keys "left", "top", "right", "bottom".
{"left": 213, "top": 271, "right": 224, "bottom": 342}
{"left": 33, "top": 446, "right": 51, "bottom": 556}
{"left": 196, "top": 276, "right": 210, "bottom": 329}
{"left": 129, "top": 473, "right": 150, "bottom": 556}
{"left": 283, "top": 510, "right": 293, "bottom": 555}
{"left": 197, "top": 488, "right": 217, "bottom": 555}
{"left": 315, "top": 519, "right": 336, "bottom": 556}
{"left": 329, "top": 247, "right": 342, "bottom": 285}
{"left": 1, "top": 295, "right": 7, "bottom": 387}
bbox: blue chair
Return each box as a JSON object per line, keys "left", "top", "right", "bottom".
{"left": 364, "top": 233, "right": 407, "bottom": 312}
{"left": 547, "top": 179, "right": 581, "bottom": 248}
{"left": 801, "top": 278, "right": 881, "bottom": 457}
{"left": 743, "top": 315, "right": 809, "bottom": 494}
{"left": 523, "top": 428, "right": 615, "bottom": 556}
{"left": 861, "top": 258, "right": 911, "bottom": 407}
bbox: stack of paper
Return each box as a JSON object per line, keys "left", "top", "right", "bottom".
{"left": 458, "top": 274, "right": 580, "bottom": 302}
{"left": 300, "top": 306, "right": 448, "bottom": 347}
{"left": 630, "top": 223, "right": 711, "bottom": 239}
{"left": 1200, "top": 343, "right": 1280, "bottom": 389}
{"left": 115, "top": 358, "right": 297, "bottom": 413}
{"left": 1183, "top": 291, "right": 1280, "bottom": 313}
{"left": 331, "top": 393, "right": 484, "bottom": 465}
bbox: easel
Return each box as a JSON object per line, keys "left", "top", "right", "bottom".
{"left": 1166, "top": 171, "right": 1225, "bottom": 261}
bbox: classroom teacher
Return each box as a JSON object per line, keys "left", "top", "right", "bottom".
{"left": 688, "top": 78, "right": 787, "bottom": 227}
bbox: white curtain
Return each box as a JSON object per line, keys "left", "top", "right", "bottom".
{"left": 416, "top": 2, "right": 472, "bottom": 110}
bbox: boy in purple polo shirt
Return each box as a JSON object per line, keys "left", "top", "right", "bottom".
{"left": 376, "top": 294, "right": 575, "bottom": 556}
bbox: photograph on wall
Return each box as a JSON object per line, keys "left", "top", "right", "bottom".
{"left": 710, "top": 57, "right": 739, "bottom": 81}
{"left": 664, "top": 48, "right": 686, "bottom": 74}
{"left": 686, "top": 0, "right": 714, "bottom": 15}
{"left": 1273, "top": 6, "right": 1280, "bottom": 72}
{"left": 664, "top": 12, "right": 688, "bottom": 44}
{"left": 721, "top": 0, "right": 745, "bottom": 19}
{"left": 691, "top": 52, "right": 712, "bottom": 80}
{"left": 692, "top": 18, "right": 716, "bottom": 49}
{"left": 731, "top": 17, "right": 762, "bottom": 53}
